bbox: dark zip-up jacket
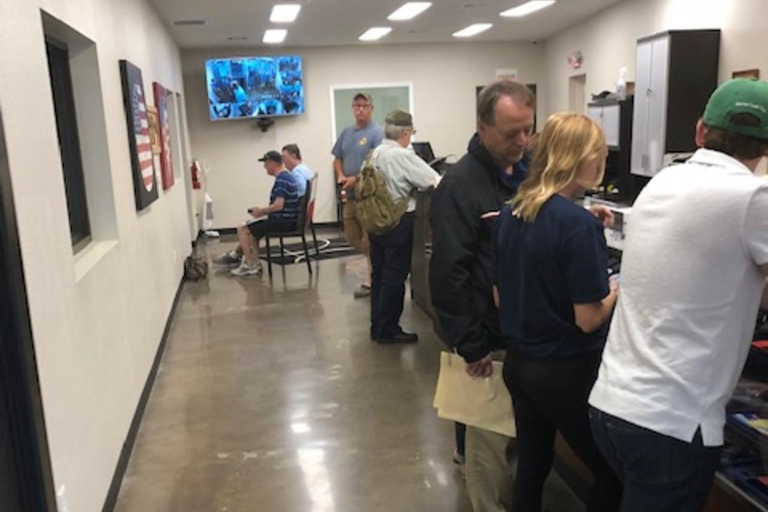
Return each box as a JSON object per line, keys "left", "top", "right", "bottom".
{"left": 429, "top": 137, "right": 524, "bottom": 363}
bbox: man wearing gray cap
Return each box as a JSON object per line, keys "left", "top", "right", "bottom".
{"left": 368, "top": 109, "right": 441, "bottom": 344}
{"left": 332, "top": 92, "right": 384, "bottom": 298}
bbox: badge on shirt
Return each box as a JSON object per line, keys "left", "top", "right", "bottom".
{"left": 359, "top": 137, "right": 368, "bottom": 146}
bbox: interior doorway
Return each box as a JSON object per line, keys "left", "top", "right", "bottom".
{"left": 568, "top": 74, "right": 587, "bottom": 114}
{"left": 0, "top": 109, "right": 57, "bottom": 512}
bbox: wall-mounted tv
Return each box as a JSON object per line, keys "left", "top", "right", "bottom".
{"left": 205, "top": 55, "right": 304, "bottom": 121}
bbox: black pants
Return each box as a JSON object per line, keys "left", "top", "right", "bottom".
{"left": 502, "top": 350, "right": 622, "bottom": 512}
{"left": 369, "top": 213, "right": 414, "bottom": 339}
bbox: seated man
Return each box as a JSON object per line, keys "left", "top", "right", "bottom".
{"left": 230, "top": 151, "right": 301, "bottom": 276}
{"left": 282, "top": 143, "right": 315, "bottom": 197}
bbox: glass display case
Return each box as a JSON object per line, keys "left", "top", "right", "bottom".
{"left": 720, "top": 313, "right": 768, "bottom": 511}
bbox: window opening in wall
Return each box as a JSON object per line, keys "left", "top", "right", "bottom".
{"left": 45, "top": 38, "right": 91, "bottom": 253}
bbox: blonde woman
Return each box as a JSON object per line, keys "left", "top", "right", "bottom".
{"left": 494, "top": 113, "right": 621, "bottom": 512}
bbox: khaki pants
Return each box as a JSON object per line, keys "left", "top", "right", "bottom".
{"left": 466, "top": 426, "right": 515, "bottom": 512}
{"left": 343, "top": 201, "right": 369, "bottom": 256}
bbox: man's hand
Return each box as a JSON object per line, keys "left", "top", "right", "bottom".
{"left": 465, "top": 354, "right": 493, "bottom": 378}
{"left": 589, "top": 204, "right": 615, "bottom": 228}
{"left": 249, "top": 207, "right": 263, "bottom": 218}
{"left": 341, "top": 176, "right": 357, "bottom": 191}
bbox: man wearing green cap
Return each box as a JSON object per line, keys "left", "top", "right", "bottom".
{"left": 589, "top": 79, "right": 768, "bottom": 512}
{"left": 368, "top": 109, "right": 441, "bottom": 344}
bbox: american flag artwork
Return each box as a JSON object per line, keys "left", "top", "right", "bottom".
{"left": 132, "top": 84, "right": 155, "bottom": 192}
{"left": 153, "top": 82, "right": 174, "bottom": 190}
{"left": 120, "top": 60, "right": 158, "bottom": 210}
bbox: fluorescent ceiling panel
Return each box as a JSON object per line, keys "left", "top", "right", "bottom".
{"left": 388, "top": 2, "right": 433, "bottom": 21}
{"left": 500, "top": 0, "right": 556, "bottom": 17}
{"left": 359, "top": 27, "right": 392, "bottom": 41}
{"left": 263, "top": 29, "right": 288, "bottom": 43}
{"left": 270, "top": 4, "right": 302, "bottom": 23}
{"left": 452, "top": 23, "right": 492, "bottom": 38}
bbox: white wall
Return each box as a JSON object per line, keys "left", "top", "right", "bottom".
{"left": 0, "top": 1, "right": 193, "bottom": 512}
{"left": 182, "top": 42, "right": 546, "bottom": 227}
{"left": 542, "top": 0, "right": 768, "bottom": 118}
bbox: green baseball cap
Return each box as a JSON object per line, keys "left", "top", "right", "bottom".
{"left": 385, "top": 109, "right": 413, "bottom": 127}
{"left": 702, "top": 79, "right": 768, "bottom": 139}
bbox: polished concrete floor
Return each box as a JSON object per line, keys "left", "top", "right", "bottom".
{"left": 113, "top": 233, "right": 582, "bottom": 512}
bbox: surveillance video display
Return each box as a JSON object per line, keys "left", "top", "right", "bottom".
{"left": 205, "top": 55, "right": 305, "bottom": 120}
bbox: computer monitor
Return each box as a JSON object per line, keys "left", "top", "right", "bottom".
{"left": 412, "top": 142, "right": 436, "bottom": 164}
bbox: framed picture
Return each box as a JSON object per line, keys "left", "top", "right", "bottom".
{"left": 119, "top": 60, "right": 158, "bottom": 211}
{"left": 147, "top": 106, "right": 161, "bottom": 155}
{"left": 732, "top": 69, "right": 760, "bottom": 80}
{"left": 153, "top": 82, "right": 174, "bottom": 190}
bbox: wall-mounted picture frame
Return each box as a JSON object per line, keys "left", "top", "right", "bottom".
{"left": 153, "top": 82, "right": 174, "bottom": 190}
{"left": 147, "top": 106, "right": 161, "bottom": 155}
{"left": 732, "top": 69, "right": 760, "bottom": 80}
{"left": 119, "top": 59, "right": 158, "bottom": 211}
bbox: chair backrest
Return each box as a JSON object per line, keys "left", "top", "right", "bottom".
{"left": 305, "top": 175, "right": 318, "bottom": 230}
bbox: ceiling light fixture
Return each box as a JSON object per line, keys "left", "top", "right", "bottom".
{"left": 263, "top": 29, "right": 288, "bottom": 44}
{"left": 388, "top": 2, "right": 433, "bottom": 21}
{"left": 359, "top": 27, "right": 392, "bottom": 41}
{"left": 270, "top": 4, "right": 302, "bottom": 23}
{"left": 500, "top": 0, "right": 556, "bottom": 17}
{"left": 452, "top": 23, "right": 492, "bottom": 38}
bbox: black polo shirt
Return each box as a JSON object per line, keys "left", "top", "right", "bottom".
{"left": 493, "top": 195, "right": 610, "bottom": 359}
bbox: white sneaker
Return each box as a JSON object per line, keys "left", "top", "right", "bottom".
{"left": 230, "top": 262, "right": 263, "bottom": 276}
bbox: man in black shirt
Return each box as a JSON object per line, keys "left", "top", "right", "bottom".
{"left": 430, "top": 80, "right": 535, "bottom": 512}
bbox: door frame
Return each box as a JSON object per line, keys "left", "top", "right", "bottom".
{"left": 0, "top": 108, "right": 57, "bottom": 512}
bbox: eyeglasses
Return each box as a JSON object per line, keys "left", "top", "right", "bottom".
{"left": 352, "top": 103, "right": 372, "bottom": 110}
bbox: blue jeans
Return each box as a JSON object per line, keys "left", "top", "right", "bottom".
{"left": 589, "top": 407, "right": 721, "bottom": 512}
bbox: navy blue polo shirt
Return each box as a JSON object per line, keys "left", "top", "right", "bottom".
{"left": 493, "top": 195, "right": 610, "bottom": 359}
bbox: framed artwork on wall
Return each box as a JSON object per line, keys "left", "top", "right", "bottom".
{"left": 147, "top": 106, "right": 161, "bottom": 155}
{"left": 153, "top": 82, "right": 174, "bottom": 190}
{"left": 119, "top": 60, "right": 158, "bottom": 211}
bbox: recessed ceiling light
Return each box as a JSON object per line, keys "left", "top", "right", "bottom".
{"left": 263, "top": 29, "right": 287, "bottom": 44}
{"left": 270, "top": 4, "right": 302, "bottom": 23}
{"left": 359, "top": 27, "right": 392, "bottom": 41}
{"left": 500, "top": 0, "right": 555, "bottom": 17}
{"left": 388, "top": 2, "right": 432, "bottom": 21}
{"left": 452, "top": 23, "right": 492, "bottom": 38}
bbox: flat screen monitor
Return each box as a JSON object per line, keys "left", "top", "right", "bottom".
{"left": 205, "top": 55, "right": 304, "bottom": 121}
{"left": 412, "top": 142, "right": 436, "bottom": 163}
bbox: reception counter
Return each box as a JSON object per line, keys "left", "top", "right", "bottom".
{"left": 411, "top": 190, "right": 767, "bottom": 512}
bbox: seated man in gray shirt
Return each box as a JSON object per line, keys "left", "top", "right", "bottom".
{"left": 369, "top": 109, "right": 441, "bottom": 344}
{"left": 282, "top": 143, "right": 315, "bottom": 197}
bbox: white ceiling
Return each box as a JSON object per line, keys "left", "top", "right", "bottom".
{"left": 149, "top": 0, "right": 627, "bottom": 49}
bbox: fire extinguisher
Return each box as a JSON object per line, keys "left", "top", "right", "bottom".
{"left": 190, "top": 160, "right": 202, "bottom": 190}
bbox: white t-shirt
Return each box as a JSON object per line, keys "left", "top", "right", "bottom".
{"left": 590, "top": 149, "right": 768, "bottom": 446}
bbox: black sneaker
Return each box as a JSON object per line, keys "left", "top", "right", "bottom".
{"left": 378, "top": 332, "right": 418, "bottom": 344}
